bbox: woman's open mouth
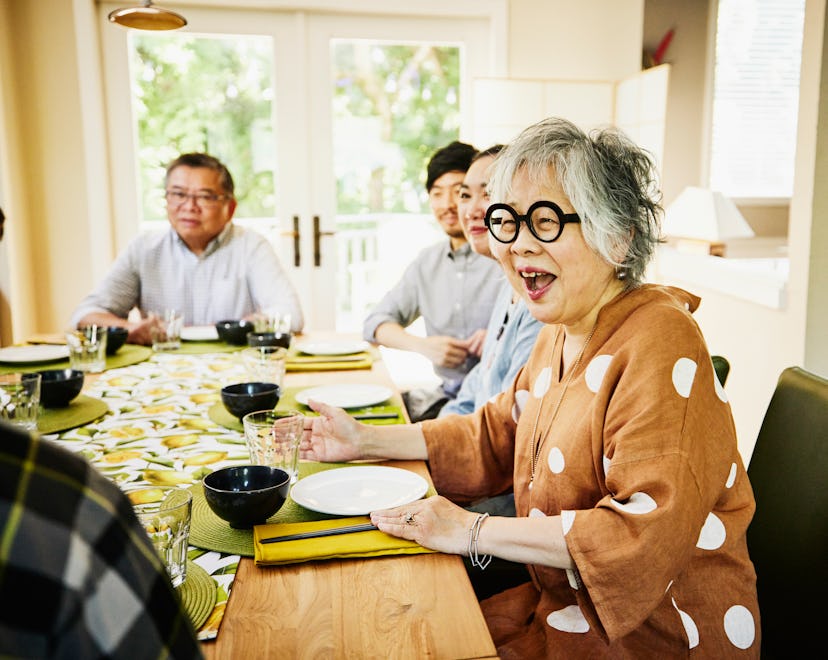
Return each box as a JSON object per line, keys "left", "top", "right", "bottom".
{"left": 520, "top": 269, "right": 556, "bottom": 300}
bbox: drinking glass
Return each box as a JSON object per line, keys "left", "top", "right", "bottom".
{"left": 150, "top": 310, "right": 183, "bottom": 351}
{"left": 0, "top": 372, "right": 41, "bottom": 430}
{"left": 128, "top": 486, "right": 192, "bottom": 588}
{"left": 240, "top": 346, "right": 287, "bottom": 388}
{"left": 242, "top": 410, "right": 304, "bottom": 483}
{"left": 66, "top": 325, "right": 108, "bottom": 373}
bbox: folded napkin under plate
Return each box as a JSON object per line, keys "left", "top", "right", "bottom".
{"left": 285, "top": 351, "right": 373, "bottom": 372}
{"left": 253, "top": 516, "right": 434, "bottom": 566}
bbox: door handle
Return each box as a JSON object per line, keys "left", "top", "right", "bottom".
{"left": 313, "top": 215, "right": 335, "bottom": 267}
{"left": 279, "top": 215, "right": 301, "bottom": 267}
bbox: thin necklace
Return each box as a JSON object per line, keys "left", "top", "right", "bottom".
{"left": 528, "top": 322, "right": 597, "bottom": 485}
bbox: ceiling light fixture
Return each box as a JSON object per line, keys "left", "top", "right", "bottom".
{"left": 108, "top": 1, "right": 187, "bottom": 31}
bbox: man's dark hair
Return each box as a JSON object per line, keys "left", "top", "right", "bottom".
{"left": 425, "top": 141, "right": 476, "bottom": 191}
{"left": 164, "top": 153, "right": 235, "bottom": 196}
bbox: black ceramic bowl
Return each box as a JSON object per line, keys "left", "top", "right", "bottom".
{"left": 246, "top": 331, "right": 292, "bottom": 349}
{"left": 215, "top": 320, "right": 257, "bottom": 346}
{"left": 106, "top": 326, "right": 129, "bottom": 355}
{"left": 220, "top": 382, "right": 281, "bottom": 420}
{"left": 38, "top": 368, "right": 85, "bottom": 408}
{"left": 202, "top": 465, "right": 291, "bottom": 528}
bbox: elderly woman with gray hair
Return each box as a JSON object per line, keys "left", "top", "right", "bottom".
{"left": 301, "top": 118, "right": 759, "bottom": 656}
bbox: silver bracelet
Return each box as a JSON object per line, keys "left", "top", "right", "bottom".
{"left": 468, "top": 512, "right": 491, "bottom": 570}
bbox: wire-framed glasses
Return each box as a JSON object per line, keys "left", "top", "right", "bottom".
{"left": 165, "top": 190, "right": 230, "bottom": 208}
{"left": 485, "top": 201, "right": 581, "bottom": 243}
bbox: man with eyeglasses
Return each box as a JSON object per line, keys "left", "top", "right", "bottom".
{"left": 71, "top": 152, "right": 303, "bottom": 345}
{"left": 362, "top": 141, "right": 502, "bottom": 422}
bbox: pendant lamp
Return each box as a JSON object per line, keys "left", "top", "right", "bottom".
{"left": 108, "top": 1, "right": 187, "bottom": 31}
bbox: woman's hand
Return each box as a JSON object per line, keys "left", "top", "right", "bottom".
{"left": 370, "top": 495, "right": 478, "bottom": 556}
{"left": 300, "top": 400, "right": 365, "bottom": 462}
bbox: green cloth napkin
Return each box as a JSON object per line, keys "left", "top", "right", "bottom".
{"left": 253, "top": 516, "right": 435, "bottom": 566}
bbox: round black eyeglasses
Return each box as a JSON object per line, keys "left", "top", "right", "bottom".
{"left": 484, "top": 201, "right": 581, "bottom": 243}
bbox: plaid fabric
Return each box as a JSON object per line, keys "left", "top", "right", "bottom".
{"left": 0, "top": 421, "right": 202, "bottom": 659}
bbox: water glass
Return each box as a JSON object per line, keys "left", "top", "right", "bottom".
{"left": 128, "top": 486, "right": 192, "bottom": 588}
{"left": 242, "top": 410, "right": 304, "bottom": 483}
{"left": 150, "top": 310, "right": 183, "bottom": 351}
{"left": 252, "top": 310, "right": 291, "bottom": 334}
{"left": 0, "top": 372, "right": 41, "bottom": 430}
{"left": 240, "top": 346, "right": 287, "bottom": 387}
{"left": 65, "top": 325, "right": 108, "bottom": 373}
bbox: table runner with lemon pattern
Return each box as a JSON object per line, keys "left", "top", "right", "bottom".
{"left": 38, "top": 350, "right": 404, "bottom": 641}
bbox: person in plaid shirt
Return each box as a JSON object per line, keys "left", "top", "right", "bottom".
{"left": 0, "top": 420, "right": 202, "bottom": 659}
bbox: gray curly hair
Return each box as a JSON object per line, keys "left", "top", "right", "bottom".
{"left": 488, "top": 117, "right": 663, "bottom": 286}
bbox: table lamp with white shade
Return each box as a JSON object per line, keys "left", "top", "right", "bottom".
{"left": 663, "top": 186, "right": 754, "bottom": 256}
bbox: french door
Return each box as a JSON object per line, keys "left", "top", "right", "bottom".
{"left": 99, "top": 3, "right": 493, "bottom": 331}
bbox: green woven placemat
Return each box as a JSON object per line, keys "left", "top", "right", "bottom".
{"left": 37, "top": 395, "right": 109, "bottom": 434}
{"left": 207, "top": 387, "right": 406, "bottom": 432}
{"left": 188, "top": 462, "right": 437, "bottom": 557}
{"left": 179, "top": 560, "right": 217, "bottom": 631}
{"left": 0, "top": 344, "right": 152, "bottom": 375}
{"left": 207, "top": 401, "right": 245, "bottom": 431}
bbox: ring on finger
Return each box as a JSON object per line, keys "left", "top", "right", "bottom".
{"left": 404, "top": 512, "right": 415, "bottom": 525}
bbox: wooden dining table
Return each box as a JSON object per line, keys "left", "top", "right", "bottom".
{"left": 200, "top": 335, "right": 498, "bottom": 659}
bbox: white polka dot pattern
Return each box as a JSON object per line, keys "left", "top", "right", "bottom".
{"left": 725, "top": 463, "right": 737, "bottom": 489}
{"left": 672, "top": 598, "right": 699, "bottom": 648}
{"left": 672, "top": 357, "right": 698, "bottom": 398}
{"left": 561, "top": 509, "right": 575, "bottom": 535}
{"left": 547, "top": 447, "right": 565, "bottom": 473}
{"left": 610, "top": 491, "right": 657, "bottom": 515}
{"left": 696, "top": 512, "right": 726, "bottom": 550}
{"left": 533, "top": 367, "right": 552, "bottom": 398}
{"left": 585, "top": 354, "right": 612, "bottom": 393}
{"left": 546, "top": 605, "right": 590, "bottom": 633}
{"left": 723, "top": 605, "right": 755, "bottom": 649}
{"left": 512, "top": 389, "right": 530, "bottom": 423}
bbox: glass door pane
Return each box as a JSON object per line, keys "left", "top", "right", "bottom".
{"left": 330, "top": 40, "right": 461, "bottom": 330}
{"left": 127, "top": 33, "right": 277, "bottom": 227}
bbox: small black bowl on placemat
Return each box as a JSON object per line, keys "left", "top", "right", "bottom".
{"left": 220, "top": 382, "right": 280, "bottom": 420}
{"left": 38, "top": 368, "right": 84, "bottom": 408}
{"left": 178, "top": 560, "right": 217, "bottom": 631}
{"left": 106, "top": 327, "right": 129, "bottom": 355}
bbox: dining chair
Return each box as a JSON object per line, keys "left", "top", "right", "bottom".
{"left": 711, "top": 355, "right": 730, "bottom": 386}
{"left": 745, "top": 366, "right": 828, "bottom": 657}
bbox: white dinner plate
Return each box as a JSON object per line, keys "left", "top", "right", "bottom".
{"left": 0, "top": 345, "right": 70, "bottom": 364}
{"left": 295, "top": 384, "right": 393, "bottom": 409}
{"left": 290, "top": 466, "right": 429, "bottom": 515}
{"left": 181, "top": 325, "right": 219, "bottom": 342}
{"left": 294, "top": 340, "right": 369, "bottom": 356}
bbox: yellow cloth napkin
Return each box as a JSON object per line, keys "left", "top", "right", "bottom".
{"left": 253, "top": 516, "right": 435, "bottom": 565}
{"left": 285, "top": 352, "right": 373, "bottom": 372}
